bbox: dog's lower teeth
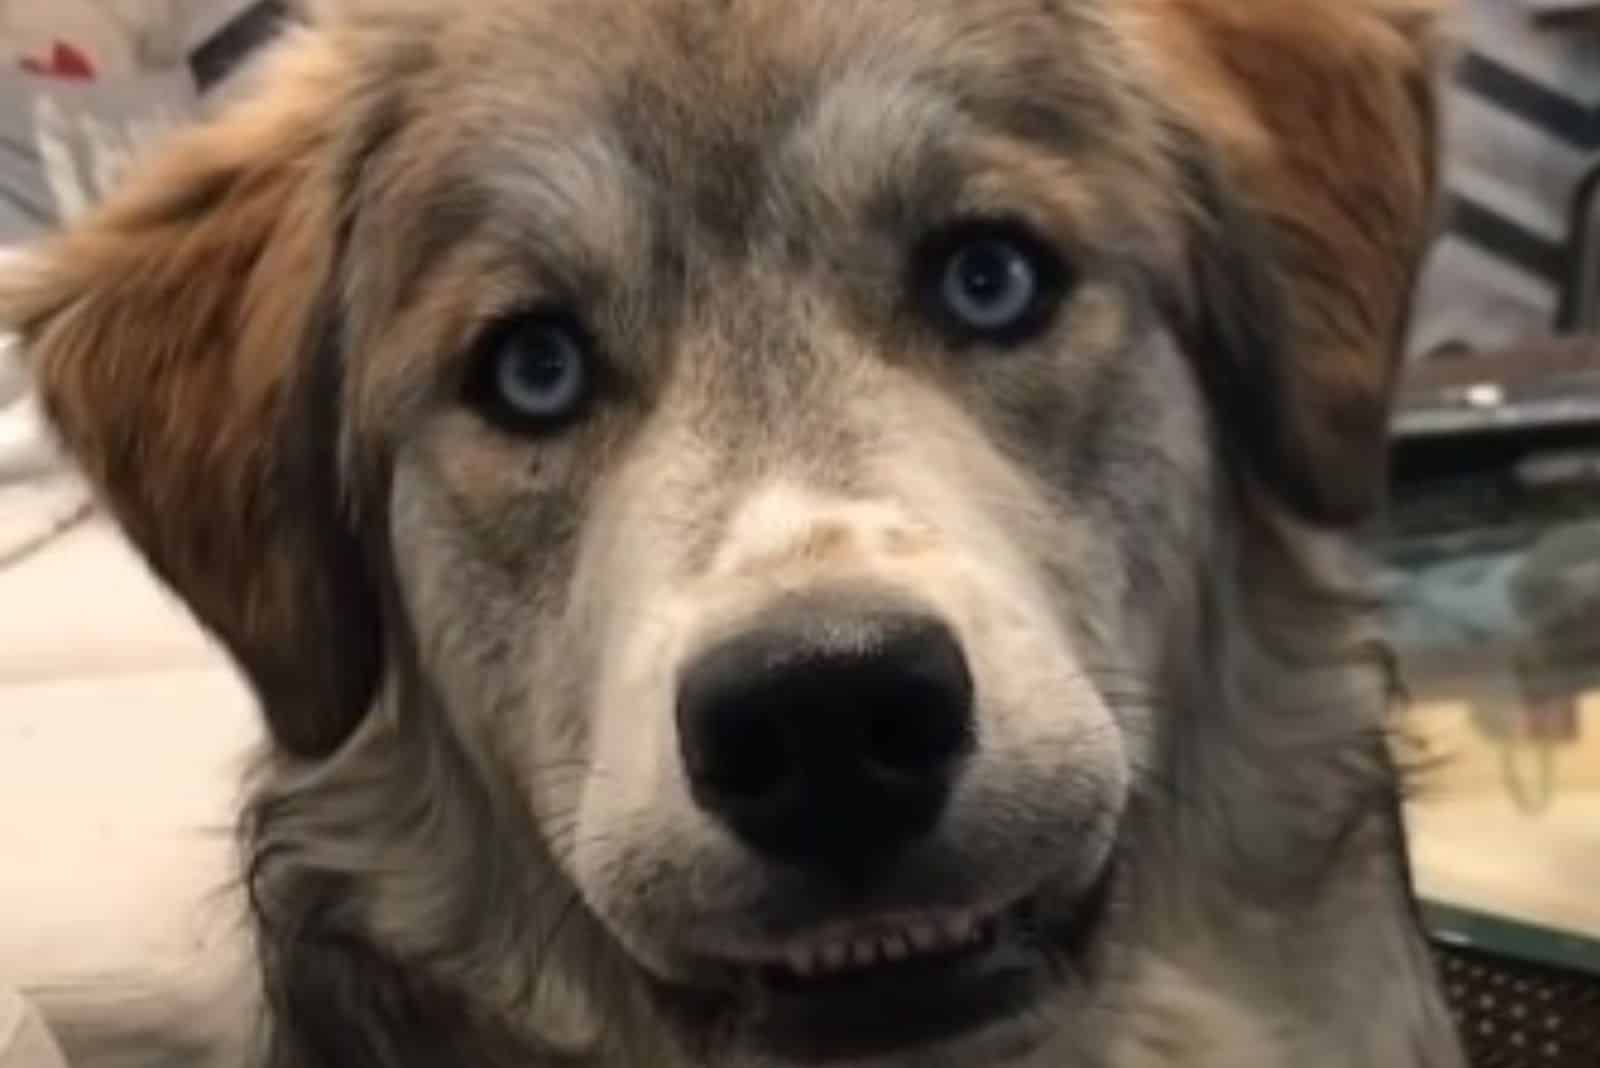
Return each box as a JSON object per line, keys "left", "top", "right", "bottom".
{"left": 851, "top": 940, "right": 877, "bottom": 967}
{"left": 820, "top": 942, "right": 849, "bottom": 970}
{"left": 882, "top": 935, "right": 908, "bottom": 960}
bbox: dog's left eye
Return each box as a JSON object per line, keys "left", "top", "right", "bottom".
{"left": 467, "top": 312, "right": 594, "bottom": 431}
{"left": 918, "top": 223, "right": 1066, "bottom": 344}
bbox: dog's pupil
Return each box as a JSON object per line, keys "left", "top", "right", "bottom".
{"left": 496, "top": 321, "right": 586, "bottom": 419}
{"left": 959, "top": 246, "right": 1010, "bottom": 304}
{"left": 515, "top": 329, "right": 577, "bottom": 389}
{"left": 520, "top": 345, "right": 567, "bottom": 388}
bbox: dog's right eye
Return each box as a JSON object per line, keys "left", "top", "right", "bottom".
{"left": 913, "top": 220, "right": 1069, "bottom": 347}
{"left": 466, "top": 312, "right": 594, "bottom": 432}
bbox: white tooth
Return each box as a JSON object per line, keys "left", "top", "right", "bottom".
{"left": 908, "top": 923, "right": 940, "bottom": 952}
{"left": 943, "top": 915, "right": 973, "bottom": 944}
{"left": 852, "top": 939, "right": 878, "bottom": 967}
{"left": 787, "top": 946, "right": 816, "bottom": 977}
{"left": 821, "top": 942, "right": 849, "bottom": 971}
{"left": 882, "top": 934, "right": 909, "bottom": 961}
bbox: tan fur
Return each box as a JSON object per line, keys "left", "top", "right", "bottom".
{"left": 1129, "top": 0, "right": 1448, "bottom": 520}
{"left": 0, "top": 30, "right": 364, "bottom": 753}
{"left": 1, "top": 42, "right": 325, "bottom": 549}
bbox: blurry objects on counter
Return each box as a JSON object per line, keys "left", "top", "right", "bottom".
{"left": 1395, "top": 336, "right": 1600, "bottom": 439}
{"left": 1511, "top": 519, "right": 1600, "bottom": 692}
{"left": 1383, "top": 337, "right": 1600, "bottom": 814}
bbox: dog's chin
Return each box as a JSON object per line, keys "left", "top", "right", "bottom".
{"left": 635, "top": 864, "right": 1115, "bottom": 1066}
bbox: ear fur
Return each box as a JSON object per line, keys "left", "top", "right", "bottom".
{"left": 1137, "top": 0, "right": 1451, "bottom": 524}
{"left": 0, "top": 30, "right": 381, "bottom": 758}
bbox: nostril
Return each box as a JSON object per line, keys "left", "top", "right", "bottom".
{"left": 678, "top": 652, "right": 797, "bottom": 801}
{"left": 860, "top": 622, "right": 974, "bottom": 778}
{"left": 864, "top": 693, "right": 970, "bottom": 778}
{"left": 696, "top": 699, "right": 790, "bottom": 799}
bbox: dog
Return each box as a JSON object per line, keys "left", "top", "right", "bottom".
{"left": 0, "top": 0, "right": 1465, "bottom": 1065}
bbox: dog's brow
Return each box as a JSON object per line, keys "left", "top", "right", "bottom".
{"left": 395, "top": 127, "right": 650, "bottom": 314}
{"left": 779, "top": 73, "right": 1101, "bottom": 239}
{"left": 382, "top": 66, "right": 1106, "bottom": 330}
{"left": 782, "top": 79, "right": 965, "bottom": 223}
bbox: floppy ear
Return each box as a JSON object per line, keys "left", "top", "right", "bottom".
{"left": 1141, "top": 0, "right": 1449, "bottom": 525}
{"left": 0, "top": 31, "right": 381, "bottom": 758}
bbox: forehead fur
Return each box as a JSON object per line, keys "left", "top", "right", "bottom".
{"left": 322, "top": 0, "right": 1193, "bottom": 447}
{"left": 336, "top": 5, "right": 1171, "bottom": 243}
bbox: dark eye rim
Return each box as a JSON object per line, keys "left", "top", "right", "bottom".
{"left": 912, "top": 218, "right": 1071, "bottom": 348}
{"left": 463, "top": 306, "right": 600, "bottom": 435}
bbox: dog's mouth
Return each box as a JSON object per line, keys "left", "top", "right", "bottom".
{"left": 663, "top": 869, "right": 1113, "bottom": 1064}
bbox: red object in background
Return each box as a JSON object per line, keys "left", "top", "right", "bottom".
{"left": 19, "top": 42, "right": 96, "bottom": 81}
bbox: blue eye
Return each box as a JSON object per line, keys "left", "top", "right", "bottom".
{"left": 472, "top": 313, "right": 593, "bottom": 430}
{"left": 942, "top": 238, "right": 1038, "bottom": 331}
{"left": 920, "top": 223, "right": 1066, "bottom": 344}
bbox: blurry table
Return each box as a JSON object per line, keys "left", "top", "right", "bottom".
{"left": 1400, "top": 692, "right": 1600, "bottom": 969}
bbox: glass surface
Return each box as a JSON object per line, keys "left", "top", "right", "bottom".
{"left": 1382, "top": 452, "right": 1600, "bottom": 970}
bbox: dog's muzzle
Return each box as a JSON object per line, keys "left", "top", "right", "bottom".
{"left": 657, "top": 590, "right": 1110, "bottom": 1062}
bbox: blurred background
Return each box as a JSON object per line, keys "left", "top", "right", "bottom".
{"left": 0, "top": 2, "right": 1596, "bottom": 1067}
{"left": 1383, "top": 4, "right": 1600, "bottom": 1065}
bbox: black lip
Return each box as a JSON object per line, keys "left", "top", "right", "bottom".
{"left": 750, "top": 909, "right": 1045, "bottom": 1063}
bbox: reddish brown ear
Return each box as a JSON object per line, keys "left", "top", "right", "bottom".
{"left": 0, "top": 32, "right": 381, "bottom": 758}
{"left": 1138, "top": 0, "right": 1450, "bottom": 524}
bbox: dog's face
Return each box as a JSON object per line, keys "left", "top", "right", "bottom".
{"left": 381, "top": 5, "right": 1211, "bottom": 1052}
{"left": 2, "top": 1, "right": 1445, "bottom": 1064}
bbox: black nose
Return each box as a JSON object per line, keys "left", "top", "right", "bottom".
{"left": 676, "top": 603, "right": 975, "bottom": 876}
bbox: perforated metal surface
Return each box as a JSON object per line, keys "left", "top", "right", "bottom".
{"left": 1436, "top": 944, "right": 1600, "bottom": 1068}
